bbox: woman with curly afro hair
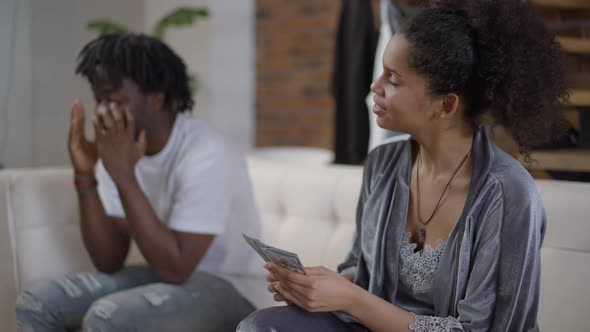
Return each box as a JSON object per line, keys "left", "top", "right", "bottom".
{"left": 238, "top": 1, "right": 566, "bottom": 331}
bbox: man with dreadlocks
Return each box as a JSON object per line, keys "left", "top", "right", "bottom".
{"left": 16, "top": 33, "right": 259, "bottom": 331}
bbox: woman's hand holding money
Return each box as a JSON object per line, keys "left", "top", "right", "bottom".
{"left": 266, "top": 272, "right": 293, "bottom": 305}
{"left": 264, "top": 262, "right": 362, "bottom": 313}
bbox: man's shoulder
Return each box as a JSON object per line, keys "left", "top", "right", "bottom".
{"left": 171, "top": 114, "right": 245, "bottom": 176}
{"left": 176, "top": 113, "right": 226, "bottom": 144}
{"left": 488, "top": 145, "right": 538, "bottom": 203}
{"left": 176, "top": 114, "right": 236, "bottom": 159}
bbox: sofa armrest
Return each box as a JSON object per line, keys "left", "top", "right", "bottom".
{"left": 0, "top": 170, "right": 23, "bottom": 331}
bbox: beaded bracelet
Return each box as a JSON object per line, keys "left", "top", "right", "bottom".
{"left": 74, "top": 175, "right": 98, "bottom": 193}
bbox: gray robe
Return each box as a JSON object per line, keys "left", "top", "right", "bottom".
{"left": 337, "top": 126, "right": 545, "bottom": 331}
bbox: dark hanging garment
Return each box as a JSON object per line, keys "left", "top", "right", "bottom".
{"left": 332, "top": 0, "right": 378, "bottom": 165}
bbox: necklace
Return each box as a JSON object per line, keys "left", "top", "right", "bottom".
{"left": 415, "top": 149, "right": 471, "bottom": 249}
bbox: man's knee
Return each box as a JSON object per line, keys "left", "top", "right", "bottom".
{"left": 82, "top": 288, "right": 153, "bottom": 332}
{"left": 16, "top": 285, "right": 64, "bottom": 330}
{"left": 82, "top": 297, "right": 123, "bottom": 332}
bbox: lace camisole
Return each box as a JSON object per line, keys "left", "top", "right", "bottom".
{"left": 397, "top": 232, "right": 452, "bottom": 331}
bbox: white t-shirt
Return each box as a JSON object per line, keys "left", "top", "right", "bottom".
{"left": 96, "top": 113, "right": 261, "bottom": 275}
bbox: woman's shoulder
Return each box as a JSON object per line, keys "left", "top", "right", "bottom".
{"left": 486, "top": 145, "right": 541, "bottom": 206}
{"left": 366, "top": 138, "right": 411, "bottom": 168}
{"left": 469, "top": 145, "right": 545, "bottom": 238}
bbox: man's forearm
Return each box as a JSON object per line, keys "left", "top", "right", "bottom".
{"left": 78, "top": 185, "right": 130, "bottom": 273}
{"left": 115, "top": 176, "right": 196, "bottom": 284}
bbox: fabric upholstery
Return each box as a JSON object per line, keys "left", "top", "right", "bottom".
{"left": 0, "top": 161, "right": 588, "bottom": 331}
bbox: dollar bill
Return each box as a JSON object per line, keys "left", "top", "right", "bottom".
{"left": 242, "top": 233, "right": 306, "bottom": 275}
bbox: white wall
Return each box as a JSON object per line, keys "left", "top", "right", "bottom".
{"left": 0, "top": 0, "right": 33, "bottom": 168}
{"left": 0, "top": 0, "right": 254, "bottom": 168}
{"left": 209, "top": 0, "right": 255, "bottom": 150}
{"left": 29, "top": 0, "right": 144, "bottom": 167}
{"left": 144, "top": 0, "right": 212, "bottom": 121}
{"left": 145, "top": 0, "right": 255, "bottom": 150}
{"left": 0, "top": 0, "right": 143, "bottom": 168}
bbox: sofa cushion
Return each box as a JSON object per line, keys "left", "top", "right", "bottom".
{"left": 539, "top": 247, "right": 590, "bottom": 331}
{"left": 0, "top": 168, "right": 147, "bottom": 291}
{"left": 0, "top": 168, "right": 82, "bottom": 290}
{"left": 2, "top": 162, "right": 590, "bottom": 331}
{"left": 246, "top": 159, "right": 362, "bottom": 276}
{"left": 536, "top": 179, "right": 590, "bottom": 252}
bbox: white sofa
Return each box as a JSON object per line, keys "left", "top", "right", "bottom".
{"left": 1, "top": 158, "right": 589, "bottom": 331}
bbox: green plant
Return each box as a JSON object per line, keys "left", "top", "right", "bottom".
{"left": 86, "top": 7, "right": 209, "bottom": 93}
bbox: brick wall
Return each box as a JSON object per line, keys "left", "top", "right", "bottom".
{"left": 255, "top": 1, "right": 590, "bottom": 149}
{"left": 255, "top": 0, "right": 343, "bottom": 148}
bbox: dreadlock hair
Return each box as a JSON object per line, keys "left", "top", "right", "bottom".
{"left": 76, "top": 33, "right": 194, "bottom": 113}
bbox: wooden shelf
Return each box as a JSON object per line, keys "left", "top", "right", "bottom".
{"left": 530, "top": 0, "right": 590, "bottom": 174}
{"left": 569, "top": 89, "right": 590, "bottom": 107}
{"left": 533, "top": 0, "right": 590, "bottom": 10}
{"left": 521, "top": 149, "right": 590, "bottom": 172}
{"left": 558, "top": 36, "right": 590, "bottom": 56}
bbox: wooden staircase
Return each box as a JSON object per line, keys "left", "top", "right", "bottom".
{"left": 522, "top": 150, "right": 590, "bottom": 172}
{"left": 533, "top": 0, "right": 590, "bottom": 10}
{"left": 520, "top": 1, "right": 590, "bottom": 175}
{"left": 569, "top": 89, "right": 590, "bottom": 107}
{"left": 558, "top": 36, "right": 590, "bottom": 56}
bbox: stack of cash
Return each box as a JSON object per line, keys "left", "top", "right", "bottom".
{"left": 243, "top": 234, "right": 306, "bottom": 275}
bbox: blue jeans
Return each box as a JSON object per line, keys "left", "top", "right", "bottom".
{"left": 237, "top": 306, "right": 369, "bottom": 332}
{"left": 16, "top": 266, "right": 255, "bottom": 332}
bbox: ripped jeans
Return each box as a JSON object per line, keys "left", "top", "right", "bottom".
{"left": 16, "top": 266, "right": 255, "bottom": 332}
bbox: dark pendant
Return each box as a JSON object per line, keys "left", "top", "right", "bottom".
{"left": 418, "top": 226, "right": 426, "bottom": 249}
